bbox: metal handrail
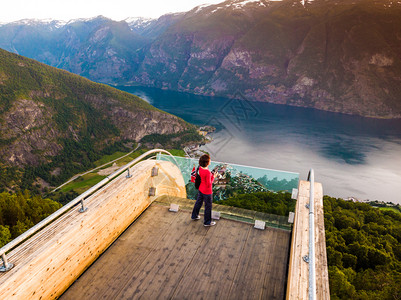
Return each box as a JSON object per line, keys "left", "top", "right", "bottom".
{"left": 307, "top": 169, "right": 316, "bottom": 300}
{"left": 0, "top": 148, "right": 176, "bottom": 271}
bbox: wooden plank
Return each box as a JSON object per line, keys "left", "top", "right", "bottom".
{"left": 115, "top": 211, "right": 208, "bottom": 299}
{"left": 267, "top": 230, "right": 291, "bottom": 299}
{"left": 171, "top": 218, "right": 250, "bottom": 299}
{"left": 62, "top": 205, "right": 180, "bottom": 300}
{"left": 315, "top": 187, "right": 330, "bottom": 299}
{"left": 286, "top": 180, "right": 329, "bottom": 300}
{"left": 287, "top": 180, "right": 309, "bottom": 299}
{"left": 228, "top": 226, "right": 291, "bottom": 300}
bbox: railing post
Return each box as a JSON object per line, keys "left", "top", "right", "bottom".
{"left": 151, "top": 166, "right": 159, "bottom": 177}
{"left": 308, "top": 169, "right": 316, "bottom": 300}
{"left": 78, "top": 199, "right": 87, "bottom": 213}
{"left": 0, "top": 253, "right": 13, "bottom": 272}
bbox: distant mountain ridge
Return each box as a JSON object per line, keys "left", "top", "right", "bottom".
{"left": 1, "top": 0, "right": 401, "bottom": 118}
{"left": 126, "top": 13, "right": 184, "bottom": 40}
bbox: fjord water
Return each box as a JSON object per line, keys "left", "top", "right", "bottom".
{"left": 118, "top": 86, "right": 401, "bottom": 203}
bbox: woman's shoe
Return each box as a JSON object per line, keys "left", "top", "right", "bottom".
{"left": 204, "top": 221, "right": 216, "bottom": 227}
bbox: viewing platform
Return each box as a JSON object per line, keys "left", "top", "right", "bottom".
{"left": 0, "top": 150, "right": 329, "bottom": 300}
{"left": 62, "top": 198, "right": 291, "bottom": 299}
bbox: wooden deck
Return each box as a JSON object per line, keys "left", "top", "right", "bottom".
{"left": 61, "top": 202, "right": 291, "bottom": 300}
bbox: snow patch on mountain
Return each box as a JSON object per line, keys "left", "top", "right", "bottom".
{"left": 125, "top": 17, "right": 155, "bottom": 30}
{"left": 6, "top": 19, "right": 67, "bottom": 28}
{"left": 193, "top": 3, "right": 212, "bottom": 14}
{"left": 211, "top": 7, "right": 224, "bottom": 13}
{"left": 227, "top": 0, "right": 267, "bottom": 9}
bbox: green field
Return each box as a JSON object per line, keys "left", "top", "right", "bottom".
{"left": 377, "top": 206, "right": 401, "bottom": 214}
{"left": 60, "top": 173, "right": 106, "bottom": 194}
{"left": 166, "top": 149, "right": 186, "bottom": 157}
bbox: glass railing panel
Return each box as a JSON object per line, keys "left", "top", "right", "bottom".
{"left": 157, "top": 154, "right": 297, "bottom": 230}
{"left": 156, "top": 154, "right": 299, "bottom": 200}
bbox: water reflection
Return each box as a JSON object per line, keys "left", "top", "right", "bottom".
{"left": 117, "top": 86, "right": 401, "bottom": 203}
{"left": 319, "top": 135, "right": 381, "bottom": 165}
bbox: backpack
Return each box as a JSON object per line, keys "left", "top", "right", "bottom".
{"left": 195, "top": 167, "right": 201, "bottom": 190}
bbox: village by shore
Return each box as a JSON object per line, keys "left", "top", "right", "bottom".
{"left": 184, "top": 126, "right": 215, "bottom": 158}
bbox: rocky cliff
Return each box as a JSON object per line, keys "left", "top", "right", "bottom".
{"left": 1, "top": 0, "right": 401, "bottom": 118}
{"left": 0, "top": 16, "right": 149, "bottom": 84}
{"left": 133, "top": 0, "right": 401, "bottom": 118}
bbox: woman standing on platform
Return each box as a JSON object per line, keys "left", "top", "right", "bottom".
{"left": 191, "top": 154, "right": 216, "bottom": 226}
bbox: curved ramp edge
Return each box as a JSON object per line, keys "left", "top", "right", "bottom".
{"left": 0, "top": 160, "right": 186, "bottom": 300}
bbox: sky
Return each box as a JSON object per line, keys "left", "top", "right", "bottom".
{"left": 0, "top": 0, "right": 225, "bottom": 23}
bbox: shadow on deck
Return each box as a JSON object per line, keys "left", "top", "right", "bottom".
{"left": 61, "top": 200, "right": 291, "bottom": 300}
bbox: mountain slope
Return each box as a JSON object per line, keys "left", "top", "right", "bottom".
{"left": 0, "top": 16, "right": 150, "bottom": 84}
{"left": 1, "top": 0, "right": 401, "bottom": 118}
{"left": 127, "top": 13, "right": 185, "bottom": 40}
{"left": 134, "top": 0, "right": 401, "bottom": 118}
{"left": 0, "top": 48, "right": 194, "bottom": 190}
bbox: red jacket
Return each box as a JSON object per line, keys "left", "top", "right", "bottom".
{"left": 198, "top": 167, "right": 215, "bottom": 195}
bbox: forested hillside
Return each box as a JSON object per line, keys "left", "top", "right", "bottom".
{"left": 0, "top": 191, "right": 61, "bottom": 247}
{"left": 0, "top": 48, "right": 199, "bottom": 192}
{"left": 324, "top": 196, "right": 401, "bottom": 299}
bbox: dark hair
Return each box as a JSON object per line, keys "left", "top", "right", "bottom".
{"left": 199, "top": 154, "right": 210, "bottom": 168}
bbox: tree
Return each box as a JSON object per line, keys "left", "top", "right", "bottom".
{"left": 324, "top": 195, "right": 401, "bottom": 299}
{"left": 0, "top": 225, "right": 11, "bottom": 247}
{"left": 328, "top": 266, "right": 356, "bottom": 299}
{"left": 0, "top": 191, "right": 61, "bottom": 247}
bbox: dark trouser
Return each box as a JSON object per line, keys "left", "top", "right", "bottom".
{"left": 191, "top": 191, "right": 212, "bottom": 225}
